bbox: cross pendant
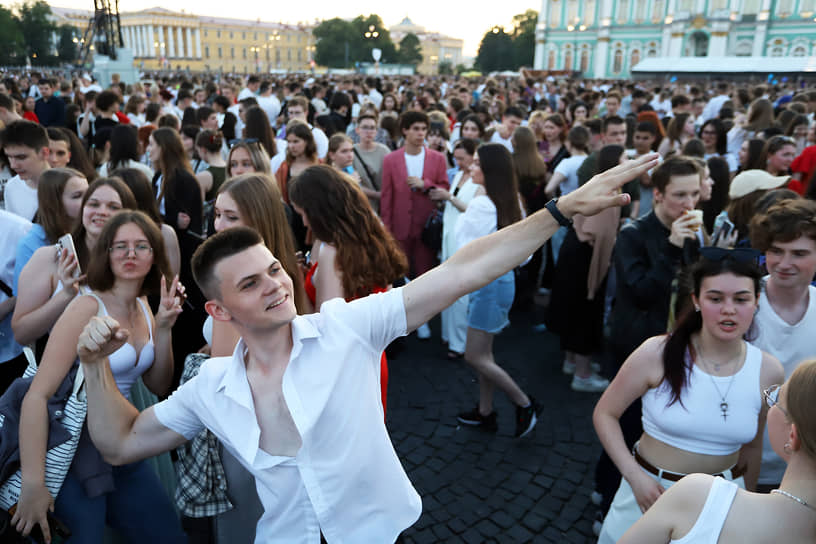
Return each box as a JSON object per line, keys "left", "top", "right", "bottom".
{"left": 720, "top": 402, "right": 728, "bottom": 422}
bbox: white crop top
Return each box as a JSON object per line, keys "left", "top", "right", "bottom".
{"left": 87, "top": 292, "right": 155, "bottom": 399}
{"left": 641, "top": 342, "right": 762, "bottom": 456}
{"left": 670, "top": 477, "right": 738, "bottom": 543}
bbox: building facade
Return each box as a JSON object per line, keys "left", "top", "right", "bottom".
{"left": 533, "top": 0, "right": 816, "bottom": 78}
{"left": 51, "top": 6, "right": 316, "bottom": 73}
{"left": 388, "top": 17, "right": 464, "bottom": 75}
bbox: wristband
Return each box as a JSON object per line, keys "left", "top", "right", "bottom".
{"left": 545, "top": 198, "right": 573, "bottom": 228}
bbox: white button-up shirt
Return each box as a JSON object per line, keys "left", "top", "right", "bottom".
{"left": 154, "top": 288, "right": 421, "bottom": 543}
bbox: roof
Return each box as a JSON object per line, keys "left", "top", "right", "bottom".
{"left": 632, "top": 56, "right": 816, "bottom": 74}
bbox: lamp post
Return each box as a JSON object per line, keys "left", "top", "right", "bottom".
{"left": 566, "top": 20, "right": 586, "bottom": 73}
{"left": 364, "top": 25, "right": 380, "bottom": 73}
{"left": 269, "top": 31, "right": 281, "bottom": 71}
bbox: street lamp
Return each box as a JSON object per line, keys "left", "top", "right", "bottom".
{"left": 566, "top": 21, "right": 586, "bottom": 72}
{"left": 364, "top": 25, "right": 379, "bottom": 39}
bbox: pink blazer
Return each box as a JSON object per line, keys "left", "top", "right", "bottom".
{"left": 380, "top": 147, "right": 450, "bottom": 241}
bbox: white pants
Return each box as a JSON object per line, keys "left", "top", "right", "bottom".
{"left": 598, "top": 463, "right": 745, "bottom": 543}
{"left": 441, "top": 294, "right": 468, "bottom": 354}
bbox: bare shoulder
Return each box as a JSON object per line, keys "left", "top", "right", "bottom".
{"left": 758, "top": 349, "right": 784, "bottom": 387}
{"left": 624, "top": 335, "right": 669, "bottom": 386}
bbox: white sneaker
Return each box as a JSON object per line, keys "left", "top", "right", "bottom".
{"left": 416, "top": 323, "right": 431, "bottom": 340}
{"left": 571, "top": 373, "right": 609, "bottom": 393}
{"left": 562, "top": 360, "right": 576, "bottom": 375}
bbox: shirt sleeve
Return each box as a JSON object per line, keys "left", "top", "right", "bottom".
{"left": 153, "top": 375, "right": 207, "bottom": 440}
{"left": 455, "top": 197, "right": 496, "bottom": 250}
{"left": 322, "top": 287, "right": 407, "bottom": 355}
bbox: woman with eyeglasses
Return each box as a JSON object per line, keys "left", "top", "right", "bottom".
{"left": 594, "top": 251, "right": 784, "bottom": 543}
{"left": 619, "top": 360, "right": 816, "bottom": 543}
{"left": 760, "top": 135, "right": 798, "bottom": 178}
{"left": 14, "top": 210, "right": 187, "bottom": 543}
{"left": 699, "top": 119, "right": 738, "bottom": 175}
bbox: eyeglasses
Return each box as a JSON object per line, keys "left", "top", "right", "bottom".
{"left": 699, "top": 246, "right": 761, "bottom": 264}
{"left": 763, "top": 384, "right": 788, "bottom": 416}
{"left": 358, "top": 125, "right": 377, "bottom": 131}
{"left": 228, "top": 138, "right": 259, "bottom": 148}
{"left": 109, "top": 242, "right": 153, "bottom": 257}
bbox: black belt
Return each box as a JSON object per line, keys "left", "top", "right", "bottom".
{"left": 633, "top": 448, "right": 746, "bottom": 482}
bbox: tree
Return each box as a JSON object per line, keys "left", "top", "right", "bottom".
{"left": 475, "top": 27, "right": 514, "bottom": 72}
{"left": 511, "top": 9, "right": 537, "bottom": 68}
{"left": 0, "top": 6, "right": 25, "bottom": 65}
{"left": 438, "top": 60, "right": 453, "bottom": 75}
{"left": 350, "top": 14, "right": 397, "bottom": 64}
{"left": 18, "top": 1, "right": 57, "bottom": 64}
{"left": 57, "top": 24, "right": 78, "bottom": 63}
{"left": 398, "top": 33, "right": 422, "bottom": 65}
{"left": 312, "top": 14, "right": 397, "bottom": 67}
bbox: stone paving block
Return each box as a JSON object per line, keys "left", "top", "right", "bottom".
{"left": 474, "top": 519, "right": 502, "bottom": 538}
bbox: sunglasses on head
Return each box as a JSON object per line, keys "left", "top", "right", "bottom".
{"left": 699, "top": 246, "right": 761, "bottom": 263}
{"left": 228, "top": 138, "right": 259, "bottom": 148}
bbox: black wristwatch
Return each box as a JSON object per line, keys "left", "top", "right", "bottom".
{"left": 545, "top": 198, "right": 573, "bottom": 228}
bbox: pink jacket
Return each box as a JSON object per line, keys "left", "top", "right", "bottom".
{"left": 380, "top": 147, "right": 449, "bottom": 241}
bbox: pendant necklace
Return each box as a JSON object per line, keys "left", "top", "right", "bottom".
{"left": 694, "top": 341, "right": 743, "bottom": 422}
{"left": 771, "top": 489, "right": 816, "bottom": 513}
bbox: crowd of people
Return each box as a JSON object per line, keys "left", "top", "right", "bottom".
{"left": 0, "top": 67, "right": 815, "bottom": 543}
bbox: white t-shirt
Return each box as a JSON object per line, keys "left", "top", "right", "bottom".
{"left": 553, "top": 155, "right": 586, "bottom": 195}
{"left": 752, "top": 280, "right": 816, "bottom": 484}
{"left": 404, "top": 148, "right": 425, "bottom": 179}
{"left": 489, "top": 131, "right": 514, "bottom": 152}
{"left": 4, "top": 175, "right": 38, "bottom": 220}
{"left": 0, "top": 210, "right": 32, "bottom": 362}
{"left": 311, "top": 126, "right": 328, "bottom": 159}
{"left": 154, "top": 288, "right": 420, "bottom": 543}
{"left": 257, "top": 94, "right": 282, "bottom": 125}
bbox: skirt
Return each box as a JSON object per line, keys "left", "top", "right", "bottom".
{"left": 467, "top": 271, "right": 514, "bottom": 334}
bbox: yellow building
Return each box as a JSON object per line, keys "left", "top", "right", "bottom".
{"left": 50, "top": 6, "right": 316, "bottom": 73}
{"left": 388, "top": 17, "right": 464, "bottom": 75}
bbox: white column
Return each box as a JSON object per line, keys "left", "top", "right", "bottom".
{"left": 669, "top": 26, "right": 684, "bottom": 56}
{"left": 135, "top": 26, "right": 142, "bottom": 57}
{"left": 131, "top": 27, "right": 139, "bottom": 55}
{"left": 754, "top": 0, "right": 773, "bottom": 56}
{"left": 140, "top": 26, "right": 148, "bottom": 57}
{"left": 185, "top": 27, "right": 193, "bottom": 59}
{"left": 594, "top": 39, "right": 609, "bottom": 78}
{"left": 177, "top": 26, "right": 185, "bottom": 57}
{"left": 194, "top": 28, "right": 202, "bottom": 58}
{"left": 147, "top": 24, "right": 155, "bottom": 57}
{"left": 534, "top": 0, "right": 548, "bottom": 69}
{"left": 167, "top": 26, "right": 175, "bottom": 58}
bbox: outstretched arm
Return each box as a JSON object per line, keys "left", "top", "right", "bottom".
{"left": 403, "top": 153, "right": 659, "bottom": 331}
{"left": 79, "top": 316, "right": 188, "bottom": 465}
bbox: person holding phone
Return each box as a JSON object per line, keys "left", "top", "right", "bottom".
{"left": 14, "top": 210, "right": 186, "bottom": 543}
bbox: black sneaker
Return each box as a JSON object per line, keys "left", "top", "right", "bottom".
{"left": 514, "top": 397, "right": 539, "bottom": 438}
{"left": 457, "top": 406, "right": 498, "bottom": 432}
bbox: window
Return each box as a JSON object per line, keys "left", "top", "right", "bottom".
{"left": 677, "top": 0, "right": 692, "bottom": 10}
{"left": 613, "top": 49, "right": 623, "bottom": 73}
{"left": 802, "top": 0, "right": 816, "bottom": 13}
{"left": 218, "top": 46, "right": 222, "bottom": 58}
{"left": 792, "top": 45, "right": 808, "bottom": 56}
{"left": 243, "top": 48, "right": 247, "bottom": 59}
{"left": 287, "top": 48, "right": 292, "bottom": 60}
{"left": 297, "top": 50, "right": 302, "bottom": 61}
{"left": 242, "top": 32, "right": 246, "bottom": 39}
{"left": 580, "top": 48, "right": 589, "bottom": 72}
{"left": 777, "top": 0, "right": 793, "bottom": 15}
{"left": 711, "top": 0, "right": 727, "bottom": 9}
{"left": 548, "top": 49, "right": 556, "bottom": 70}
{"left": 734, "top": 41, "right": 752, "bottom": 56}
{"left": 630, "top": 49, "right": 640, "bottom": 68}
{"left": 635, "top": 0, "right": 648, "bottom": 21}
{"left": 568, "top": 0, "right": 579, "bottom": 23}
{"left": 652, "top": 0, "right": 665, "bottom": 21}
{"left": 549, "top": 0, "right": 561, "bottom": 28}
{"left": 217, "top": 30, "right": 221, "bottom": 38}
{"left": 230, "top": 47, "right": 235, "bottom": 59}
{"left": 564, "top": 47, "right": 573, "bottom": 70}
{"left": 691, "top": 31, "right": 709, "bottom": 56}
{"left": 204, "top": 30, "right": 208, "bottom": 37}
{"left": 584, "top": 0, "right": 596, "bottom": 25}
{"left": 618, "top": 0, "right": 629, "bottom": 22}
{"left": 770, "top": 45, "right": 785, "bottom": 56}
{"left": 205, "top": 46, "right": 209, "bottom": 58}
{"left": 229, "top": 31, "right": 234, "bottom": 39}
{"left": 254, "top": 32, "right": 258, "bottom": 40}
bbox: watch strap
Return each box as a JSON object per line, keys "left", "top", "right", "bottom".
{"left": 545, "top": 198, "right": 572, "bottom": 228}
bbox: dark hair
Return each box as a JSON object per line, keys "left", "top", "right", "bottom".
{"left": 192, "top": 226, "right": 264, "bottom": 299}
{"left": 46, "top": 126, "right": 97, "bottom": 181}
{"left": 2, "top": 120, "right": 48, "bottom": 151}
{"left": 785, "top": 114, "right": 809, "bottom": 137}
{"left": 452, "top": 138, "right": 478, "bottom": 156}
{"left": 598, "top": 145, "right": 625, "bottom": 173}
{"left": 750, "top": 198, "right": 816, "bottom": 250}
{"left": 285, "top": 121, "right": 317, "bottom": 163}
{"left": 700, "top": 118, "right": 728, "bottom": 155}
{"left": 110, "top": 167, "right": 163, "bottom": 225}
{"left": 399, "top": 110, "right": 429, "bottom": 133}
{"left": 742, "top": 138, "right": 766, "bottom": 171}
{"left": 36, "top": 167, "right": 85, "bottom": 243}
{"left": 71, "top": 177, "right": 137, "bottom": 269}
{"left": 95, "top": 90, "right": 120, "bottom": 112}
{"left": 701, "top": 156, "right": 730, "bottom": 233}
{"left": 504, "top": 106, "right": 524, "bottom": 120}
{"left": 157, "top": 114, "right": 180, "bottom": 130}
{"left": 635, "top": 121, "right": 657, "bottom": 136}
{"left": 86, "top": 210, "right": 170, "bottom": 296}
{"left": 197, "top": 106, "right": 215, "bottom": 126}
{"left": 288, "top": 165, "right": 408, "bottom": 299}
{"left": 460, "top": 114, "right": 485, "bottom": 140}
{"left": 151, "top": 127, "right": 193, "bottom": 206}
{"left": 145, "top": 102, "right": 161, "bottom": 124}
{"left": 477, "top": 144, "right": 523, "bottom": 229}
{"left": 681, "top": 138, "right": 706, "bottom": 158}
{"left": 759, "top": 135, "right": 797, "bottom": 172}
{"left": 662, "top": 256, "right": 762, "bottom": 405}
{"left": 651, "top": 155, "right": 702, "bottom": 193}
{"left": 243, "top": 106, "right": 277, "bottom": 157}
{"left": 107, "top": 124, "right": 141, "bottom": 168}
{"left": 195, "top": 129, "right": 224, "bottom": 154}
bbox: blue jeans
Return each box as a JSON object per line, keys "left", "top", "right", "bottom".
{"left": 54, "top": 460, "right": 185, "bottom": 544}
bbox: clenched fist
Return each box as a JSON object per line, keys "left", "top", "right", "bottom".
{"left": 77, "top": 316, "right": 129, "bottom": 364}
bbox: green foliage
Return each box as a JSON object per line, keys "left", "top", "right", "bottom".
{"left": 0, "top": 6, "right": 25, "bottom": 65}
{"left": 18, "top": 1, "right": 57, "bottom": 64}
{"left": 57, "top": 25, "right": 78, "bottom": 63}
{"left": 455, "top": 63, "right": 468, "bottom": 75}
{"left": 397, "top": 33, "right": 422, "bottom": 65}
{"left": 438, "top": 60, "right": 453, "bottom": 75}
{"left": 312, "top": 14, "right": 398, "bottom": 68}
{"left": 476, "top": 9, "right": 538, "bottom": 72}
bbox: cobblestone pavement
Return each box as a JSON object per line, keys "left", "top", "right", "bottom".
{"left": 386, "top": 309, "right": 603, "bottom": 544}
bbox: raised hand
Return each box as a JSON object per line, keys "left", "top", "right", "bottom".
{"left": 56, "top": 247, "right": 85, "bottom": 296}
{"left": 77, "top": 315, "right": 129, "bottom": 364}
{"left": 156, "top": 275, "right": 184, "bottom": 330}
{"left": 559, "top": 153, "right": 660, "bottom": 218}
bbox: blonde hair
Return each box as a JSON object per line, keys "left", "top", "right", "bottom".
{"left": 327, "top": 133, "right": 353, "bottom": 166}
{"left": 787, "top": 360, "right": 816, "bottom": 459}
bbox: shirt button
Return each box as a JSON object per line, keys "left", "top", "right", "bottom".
{"left": 54, "top": 410, "right": 63, "bottom": 418}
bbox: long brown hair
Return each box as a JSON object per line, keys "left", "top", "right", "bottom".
{"left": 151, "top": 127, "right": 193, "bottom": 205}
{"left": 217, "top": 174, "right": 308, "bottom": 313}
{"left": 478, "top": 144, "right": 523, "bottom": 229}
{"left": 36, "top": 167, "right": 85, "bottom": 243}
{"left": 512, "top": 126, "right": 548, "bottom": 181}
{"left": 289, "top": 165, "right": 408, "bottom": 299}
{"left": 285, "top": 120, "right": 317, "bottom": 164}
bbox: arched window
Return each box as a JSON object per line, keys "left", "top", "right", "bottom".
{"left": 769, "top": 44, "right": 785, "bottom": 56}
{"left": 647, "top": 48, "right": 658, "bottom": 57}
{"left": 550, "top": 0, "right": 562, "bottom": 28}
{"left": 584, "top": 0, "right": 597, "bottom": 25}
{"left": 548, "top": 49, "right": 556, "bottom": 70}
{"left": 613, "top": 49, "right": 623, "bottom": 73}
{"left": 791, "top": 45, "right": 807, "bottom": 56}
{"left": 564, "top": 46, "right": 574, "bottom": 70}
{"left": 734, "top": 41, "right": 753, "bottom": 56}
{"left": 630, "top": 49, "right": 641, "bottom": 68}
{"left": 618, "top": 0, "right": 630, "bottom": 22}
{"left": 691, "top": 32, "right": 709, "bottom": 56}
{"left": 580, "top": 47, "right": 590, "bottom": 72}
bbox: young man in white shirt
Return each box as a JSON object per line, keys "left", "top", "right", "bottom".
{"left": 749, "top": 198, "right": 816, "bottom": 491}
{"left": 68, "top": 154, "right": 659, "bottom": 544}
{"left": 1, "top": 120, "right": 50, "bottom": 220}
{"left": 488, "top": 106, "right": 524, "bottom": 152}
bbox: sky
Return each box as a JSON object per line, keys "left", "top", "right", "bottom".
{"left": 53, "top": 1, "right": 542, "bottom": 58}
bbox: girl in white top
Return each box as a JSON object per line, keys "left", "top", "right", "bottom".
{"left": 430, "top": 139, "right": 482, "bottom": 359}
{"left": 621, "top": 360, "right": 816, "bottom": 544}
{"left": 545, "top": 125, "right": 591, "bottom": 198}
{"left": 594, "top": 251, "right": 784, "bottom": 543}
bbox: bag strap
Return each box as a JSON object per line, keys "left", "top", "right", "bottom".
{"left": 0, "top": 278, "right": 12, "bottom": 298}
{"left": 352, "top": 147, "right": 379, "bottom": 190}
{"left": 71, "top": 291, "right": 108, "bottom": 397}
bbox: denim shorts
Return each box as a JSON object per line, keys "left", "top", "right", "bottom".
{"left": 467, "top": 271, "right": 514, "bottom": 334}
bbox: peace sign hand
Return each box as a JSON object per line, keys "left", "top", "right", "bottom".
{"left": 156, "top": 275, "right": 184, "bottom": 330}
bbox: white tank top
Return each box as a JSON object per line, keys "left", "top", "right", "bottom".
{"left": 641, "top": 342, "right": 762, "bottom": 455}
{"left": 671, "top": 477, "right": 738, "bottom": 543}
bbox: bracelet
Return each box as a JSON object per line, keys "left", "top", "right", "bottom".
{"left": 545, "top": 198, "right": 573, "bottom": 228}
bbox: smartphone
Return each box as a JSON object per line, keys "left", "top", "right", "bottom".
{"left": 7, "top": 504, "right": 71, "bottom": 544}
{"left": 56, "top": 233, "right": 81, "bottom": 279}
{"left": 712, "top": 217, "right": 735, "bottom": 245}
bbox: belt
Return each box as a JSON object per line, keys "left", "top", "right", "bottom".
{"left": 633, "top": 448, "right": 746, "bottom": 482}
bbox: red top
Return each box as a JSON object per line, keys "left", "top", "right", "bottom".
{"left": 23, "top": 111, "right": 39, "bottom": 123}
{"left": 790, "top": 145, "right": 816, "bottom": 195}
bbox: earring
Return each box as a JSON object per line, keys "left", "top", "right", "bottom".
{"left": 694, "top": 305, "right": 700, "bottom": 312}
{"left": 784, "top": 442, "right": 792, "bottom": 454}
